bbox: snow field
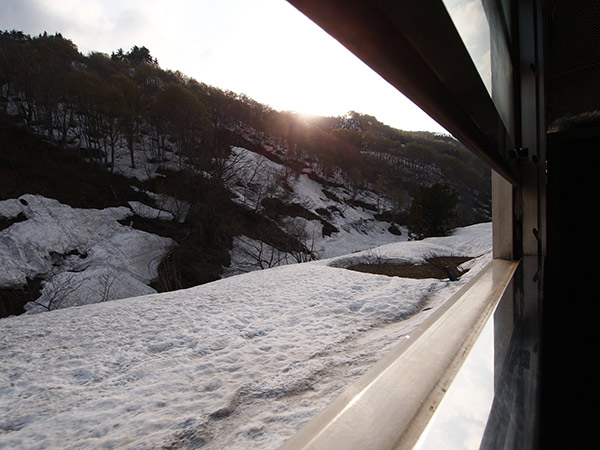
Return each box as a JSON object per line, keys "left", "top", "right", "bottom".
{"left": 0, "top": 223, "right": 492, "bottom": 449}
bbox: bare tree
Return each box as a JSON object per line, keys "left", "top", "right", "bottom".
{"left": 234, "top": 236, "right": 288, "bottom": 271}
{"left": 282, "top": 218, "right": 319, "bottom": 263}
{"left": 29, "top": 272, "right": 85, "bottom": 311}
{"left": 98, "top": 267, "right": 123, "bottom": 302}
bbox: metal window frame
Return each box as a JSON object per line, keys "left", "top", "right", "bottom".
{"left": 286, "top": 0, "right": 519, "bottom": 186}
{"left": 280, "top": 1, "right": 545, "bottom": 448}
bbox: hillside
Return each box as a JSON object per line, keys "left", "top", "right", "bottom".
{"left": 0, "top": 31, "right": 491, "bottom": 317}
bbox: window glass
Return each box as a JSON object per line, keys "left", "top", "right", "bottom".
{"left": 442, "top": 0, "right": 493, "bottom": 96}
{"left": 413, "top": 312, "right": 495, "bottom": 449}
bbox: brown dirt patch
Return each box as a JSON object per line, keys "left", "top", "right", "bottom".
{"left": 347, "top": 256, "right": 472, "bottom": 280}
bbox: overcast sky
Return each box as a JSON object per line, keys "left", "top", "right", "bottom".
{"left": 0, "top": 0, "right": 447, "bottom": 133}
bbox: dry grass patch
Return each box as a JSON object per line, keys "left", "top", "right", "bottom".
{"left": 347, "top": 256, "right": 472, "bottom": 280}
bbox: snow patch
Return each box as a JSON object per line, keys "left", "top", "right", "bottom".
{"left": 0, "top": 194, "right": 175, "bottom": 312}
{"left": 128, "top": 201, "right": 174, "bottom": 221}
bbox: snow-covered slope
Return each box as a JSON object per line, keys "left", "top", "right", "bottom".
{"left": 0, "top": 223, "right": 492, "bottom": 449}
{"left": 224, "top": 146, "right": 406, "bottom": 268}
{"left": 0, "top": 194, "right": 175, "bottom": 312}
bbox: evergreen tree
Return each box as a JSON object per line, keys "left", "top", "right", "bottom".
{"left": 407, "top": 183, "right": 458, "bottom": 239}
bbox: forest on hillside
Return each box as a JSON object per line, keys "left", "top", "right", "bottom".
{"left": 0, "top": 30, "right": 490, "bottom": 198}
{"left": 0, "top": 30, "right": 491, "bottom": 314}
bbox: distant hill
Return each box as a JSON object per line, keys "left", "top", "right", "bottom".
{"left": 0, "top": 30, "right": 491, "bottom": 316}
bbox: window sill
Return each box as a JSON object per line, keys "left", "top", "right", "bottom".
{"left": 279, "top": 258, "right": 519, "bottom": 450}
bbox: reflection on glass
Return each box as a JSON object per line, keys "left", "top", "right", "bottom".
{"left": 442, "top": 0, "right": 492, "bottom": 96}
{"left": 414, "top": 313, "right": 495, "bottom": 450}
